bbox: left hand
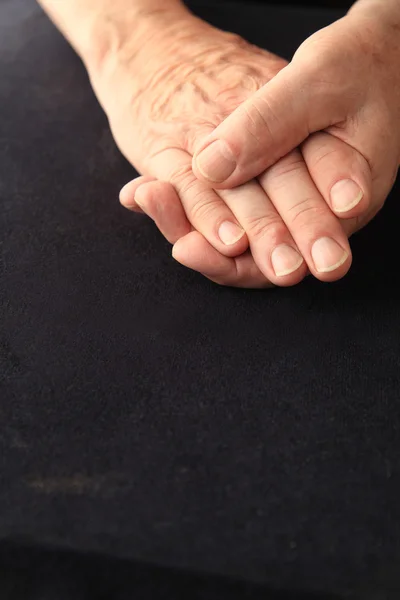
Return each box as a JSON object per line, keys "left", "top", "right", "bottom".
{"left": 118, "top": 9, "right": 387, "bottom": 288}
{"left": 191, "top": 4, "right": 400, "bottom": 234}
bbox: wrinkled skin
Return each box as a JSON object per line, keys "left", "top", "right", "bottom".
{"left": 93, "top": 8, "right": 376, "bottom": 287}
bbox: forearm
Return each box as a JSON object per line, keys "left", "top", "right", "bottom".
{"left": 37, "top": 0, "right": 188, "bottom": 72}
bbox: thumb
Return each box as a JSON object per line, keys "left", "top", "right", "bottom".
{"left": 192, "top": 62, "right": 337, "bottom": 188}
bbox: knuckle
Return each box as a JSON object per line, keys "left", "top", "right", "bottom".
{"left": 150, "top": 180, "right": 177, "bottom": 202}
{"left": 150, "top": 180, "right": 172, "bottom": 194}
{"left": 287, "top": 198, "right": 328, "bottom": 229}
{"left": 303, "top": 139, "right": 342, "bottom": 169}
{"left": 267, "top": 152, "right": 305, "bottom": 183}
{"left": 169, "top": 164, "right": 224, "bottom": 225}
{"left": 245, "top": 213, "right": 286, "bottom": 244}
{"left": 223, "top": 32, "right": 248, "bottom": 49}
{"left": 169, "top": 164, "right": 195, "bottom": 193}
{"left": 241, "top": 99, "right": 275, "bottom": 144}
{"left": 189, "top": 192, "right": 221, "bottom": 223}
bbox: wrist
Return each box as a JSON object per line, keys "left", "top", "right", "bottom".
{"left": 345, "top": 0, "right": 400, "bottom": 70}
{"left": 38, "top": 0, "right": 189, "bottom": 76}
{"left": 82, "top": 0, "right": 190, "bottom": 78}
{"left": 348, "top": 0, "right": 400, "bottom": 28}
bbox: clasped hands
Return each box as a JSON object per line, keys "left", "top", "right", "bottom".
{"left": 98, "top": 2, "right": 400, "bottom": 288}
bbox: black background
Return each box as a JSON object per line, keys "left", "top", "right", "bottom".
{"left": 1, "top": 0, "right": 399, "bottom": 598}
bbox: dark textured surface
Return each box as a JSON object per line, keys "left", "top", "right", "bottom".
{"left": 0, "top": 542, "right": 342, "bottom": 600}
{"left": 1, "top": 0, "right": 400, "bottom": 598}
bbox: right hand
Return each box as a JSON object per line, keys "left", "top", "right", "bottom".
{"left": 91, "top": 6, "right": 369, "bottom": 287}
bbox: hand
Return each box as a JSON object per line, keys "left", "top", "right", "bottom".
{"left": 93, "top": 6, "right": 367, "bottom": 286}
{"left": 119, "top": 174, "right": 365, "bottom": 288}
{"left": 191, "top": 7, "right": 400, "bottom": 243}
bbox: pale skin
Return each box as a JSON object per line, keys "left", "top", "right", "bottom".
{"left": 38, "top": 0, "right": 400, "bottom": 288}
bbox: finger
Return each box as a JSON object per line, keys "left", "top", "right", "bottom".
{"left": 191, "top": 61, "right": 344, "bottom": 188}
{"left": 258, "top": 149, "right": 352, "bottom": 282}
{"left": 216, "top": 179, "right": 308, "bottom": 287}
{"left": 134, "top": 180, "right": 192, "bottom": 244}
{"left": 120, "top": 177, "right": 192, "bottom": 243}
{"left": 172, "top": 231, "right": 273, "bottom": 289}
{"left": 149, "top": 148, "right": 249, "bottom": 257}
{"left": 120, "top": 176, "right": 157, "bottom": 213}
{"left": 302, "top": 132, "right": 371, "bottom": 218}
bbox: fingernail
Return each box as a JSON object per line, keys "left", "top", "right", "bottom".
{"left": 311, "top": 237, "right": 349, "bottom": 273}
{"left": 194, "top": 140, "right": 236, "bottom": 183}
{"left": 218, "top": 221, "right": 245, "bottom": 245}
{"left": 271, "top": 244, "right": 304, "bottom": 277}
{"left": 330, "top": 179, "right": 363, "bottom": 213}
{"left": 133, "top": 184, "right": 147, "bottom": 208}
{"left": 119, "top": 179, "right": 140, "bottom": 207}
